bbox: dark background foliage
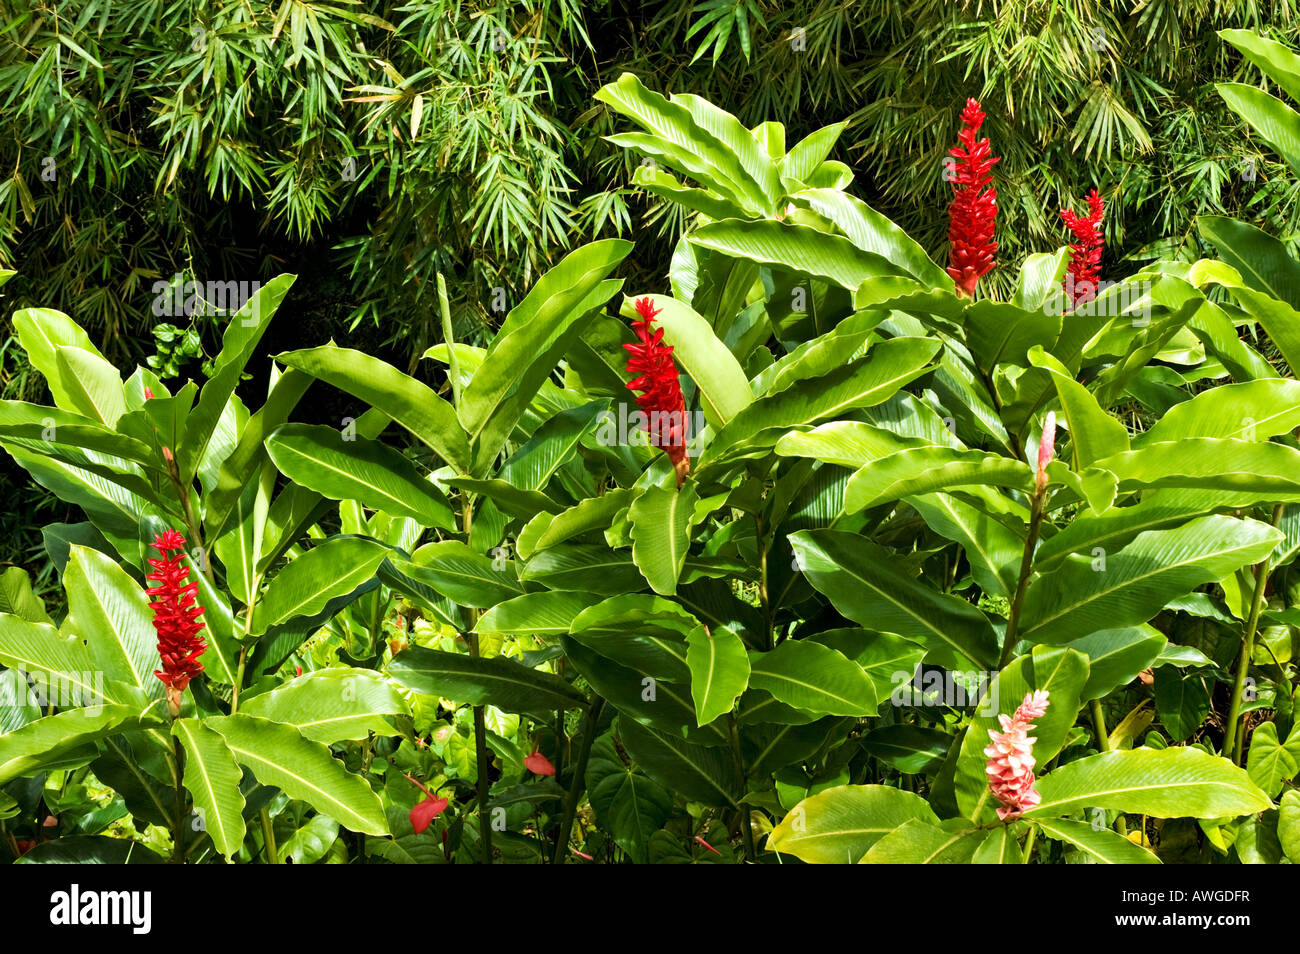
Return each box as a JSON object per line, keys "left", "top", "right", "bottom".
{"left": 2, "top": 0, "right": 1298, "bottom": 583}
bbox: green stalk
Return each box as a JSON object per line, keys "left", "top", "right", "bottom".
{"left": 1089, "top": 699, "right": 1126, "bottom": 836}
{"left": 730, "top": 715, "right": 756, "bottom": 862}
{"left": 1224, "top": 508, "right": 1281, "bottom": 764}
{"left": 999, "top": 489, "right": 1047, "bottom": 669}
{"left": 261, "top": 806, "right": 279, "bottom": 864}
{"left": 170, "top": 736, "right": 186, "bottom": 864}
{"left": 553, "top": 698, "right": 605, "bottom": 864}
{"left": 1021, "top": 823, "right": 1037, "bottom": 863}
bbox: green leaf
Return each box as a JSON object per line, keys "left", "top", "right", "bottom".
{"left": 1073, "top": 627, "right": 1166, "bottom": 702}
{"left": 474, "top": 591, "right": 598, "bottom": 637}
{"left": 1020, "top": 515, "right": 1283, "bottom": 645}
{"left": 1028, "top": 747, "right": 1272, "bottom": 818}
{"left": 1220, "top": 29, "right": 1300, "bottom": 100}
{"left": 1245, "top": 721, "right": 1300, "bottom": 798}
{"left": 171, "top": 718, "right": 246, "bottom": 861}
{"left": 403, "top": 541, "right": 526, "bottom": 608}
{"left": 619, "top": 294, "right": 753, "bottom": 429}
{"left": 1029, "top": 347, "right": 1129, "bottom": 468}
{"left": 1034, "top": 818, "right": 1161, "bottom": 863}
{"left": 971, "top": 825, "right": 1024, "bottom": 864}
{"left": 265, "top": 423, "right": 455, "bottom": 530}
{"left": 1142, "top": 379, "right": 1300, "bottom": 444}
{"left": 791, "top": 529, "right": 998, "bottom": 669}
{"left": 0, "top": 617, "right": 101, "bottom": 704}
{"left": 861, "top": 725, "right": 952, "bottom": 775}
{"left": 240, "top": 669, "right": 409, "bottom": 744}
{"left": 685, "top": 625, "right": 750, "bottom": 725}
{"left": 586, "top": 733, "right": 673, "bottom": 864}
{"left": 63, "top": 545, "right": 162, "bottom": 701}
{"left": 769, "top": 784, "right": 939, "bottom": 863}
{"left": 703, "top": 336, "right": 940, "bottom": 468}
{"left": 277, "top": 344, "right": 470, "bottom": 473}
{"left": 206, "top": 714, "right": 387, "bottom": 835}
{"left": 1216, "top": 82, "right": 1300, "bottom": 177}
{"left": 461, "top": 241, "right": 630, "bottom": 461}
{"left": 0, "top": 706, "right": 150, "bottom": 785}
{"left": 520, "top": 544, "right": 645, "bottom": 596}
{"left": 53, "top": 348, "right": 126, "bottom": 427}
{"left": 792, "top": 189, "right": 951, "bottom": 290}
{"left": 748, "top": 639, "right": 878, "bottom": 716}
{"left": 250, "top": 537, "right": 389, "bottom": 636}
{"left": 10, "top": 308, "right": 109, "bottom": 417}
{"left": 1280, "top": 790, "right": 1300, "bottom": 861}
{"left": 844, "top": 446, "right": 1032, "bottom": 512}
{"left": 629, "top": 483, "right": 698, "bottom": 595}
{"left": 689, "top": 219, "right": 909, "bottom": 290}
{"left": 180, "top": 275, "right": 295, "bottom": 484}
{"left": 616, "top": 717, "right": 740, "bottom": 807}
{"left": 908, "top": 493, "right": 1023, "bottom": 599}
{"left": 387, "top": 646, "right": 585, "bottom": 719}
{"left": 858, "top": 818, "right": 983, "bottom": 864}
{"left": 1198, "top": 214, "right": 1300, "bottom": 311}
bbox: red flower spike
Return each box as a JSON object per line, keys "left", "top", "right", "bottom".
{"left": 947, "top": 99, "right": 1000, "bottom": 298}
{"left": 1061, "top": 189, "right": 1104, "bottom": 307}
{"left": 524, "top": 751, "right": 556, "bottom": 777}
{"left": 145, "top": 531, "right": 207, "bottom": 715}
{"left": 624, "top": 297, "right": 691, "bottom": 486}
{"left": 693, "top": 835, "right": 722, "bottom": 856}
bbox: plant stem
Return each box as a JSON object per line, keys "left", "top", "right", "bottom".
{"left": 261, "top": 805, "right": 279, "bottom": 864}
{"left": 553, "top": 698, "right": 605, "bottom": 864}
{"left": 170, "top": 736, "right": 186, "bottom": 864}
{"left": 756, "top": 512, "right": 772, "bottom": 651}
{"left": 730, "top": 715, "right": 756, "bottom": 862}
{"left": 1089, "top": 699, "right": 1126, "bottom": 836}
{"left": 1021, "top": 823, "right": 1037, "bottom": 863}
{"left": 1224, "top": 504, "right": 1284, "bottom": 764}
{"left": 999, "top": 490, "right": 1047, "bottom": 669}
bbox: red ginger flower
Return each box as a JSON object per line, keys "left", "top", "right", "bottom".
{"left": 1061, "top": 188, "right": 1104, "bottom": 307}
{"left": 947, "top": 99, "right": 1000, "bottom": 298}
{"left": 624, "top": 296, "right": 691, "bottom": 486}
{"left": 403, "top": 774, "right": 448, "bottom": 834}
{"left": 146, "top": 531, "right": 206, "bottom": 714}
{"left": 985, "top": 690, "right": 1050, "bottom": 821}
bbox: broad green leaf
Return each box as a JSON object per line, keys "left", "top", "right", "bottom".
{"left": 63, "top": 545, "right": 161, "bottom": 700}
{"left": 861, "top": 725, "right": 951, "bottom": 775}
{"left": 10, "top": 308, "right": 109, "bottom": 417}
{"left": 702, "top": 337, "right": 940, "bottom": 468}
{"left": 1028, "top": 347, "right": 1129, "bottom": 468}
{"left": 1028, "top": 747, "right": 1272, "bottom": 818}
{"left": 971, "top": 825, "right": 1024, "bottom": 863}
{"left": 180, "top": 275, "right": 294, "bottom": 484}
{"left": 520, "top": 544, "right": 645, "bottom": 596}
{"left": 517, "top": 489, "right": 633, "bottom": 558}
{"left": 769, "top": 784, "right": 939, "bottom": 863}
{"left": 858, "top": 818, "right": 983, "bottom": 864}
{"left": 908, "top": 493, "right": 1023, "bottom": 598}
{"left": 0, "top": 567, "right": 49, "bottom": 623}
{"left": 1280, "top": 790, "right": 1300, "bottom": 862}
{"left": 474, "top": 591, "right": 598, "bottom": 637}
{"left": 1198, "top": 214, "right": 1300, "bottom": 311}
{"left": 689, "top": 219, "right": 909, "bottom": 290}
{"left": 250, "top": 537, "right": 389, "bottom": 635}
{"left": 1141, "top": 379, "right": 1300, "bottom": 445}
{"left": 748, "top": 639, "right": 878, "bottom": 716}
{"left": 685, "top": 625, "right": 750, "bottom": 725}
{"left": 240, "top": 669, "right": 409, "bottom": 744}
{"left": 1245, "top": 721, "right": 1300, "bottom": 798}
{"left": 265, "top": 423, "right": 455, "bottom": 530}
{"left": 629, "top": 482, "right": 698, "bottom": 595}
{"left": 1216, "top": 82, "right": 1300, "bottom": 177}
{"left": 1220, "top": 28, "right": 1300, "bottom": 100}
{"left": 171, "top": 718, "right": 246, "bottom": 861}
{"left": 387, "top": 646, "right": 585, "bottom": 719}
{"left": 585, "top": 733, "right": 673, "bottom": 864}
{"left": 404, "top": 541, "right": 526, "bottom": 608}
{"left": 207, "top": 714, "right": 388, "bottom": 835}
{"left": 1073, "top": 627, "right": 1166, "bottom": 701}
{"left": 277, "top": 344, "right": 469, "bottom": 473}
{"left": 1020, "top": 515, "right": 1282, "bottom": 645}
{"left": 52, "top": 348, "right": 126, "bottom": 427}
{"left": 844, "top": 446, "right": 1032, "bottom": 512}
{"left": 1034, "top": 818, "right": 1161, "bottom": 863}
{"left": 616, "top": 717, "right": 740, "bottom": 807}
{"left": 791, "top": 529, "right": 998, "bottom": 669}
{"left": 0, "top": 705, "right": 151, "bottom": 785}
{"left": 0, "top": 616, "right": 101, "bottom": 704}
{"left": 792, "top": 189, "right": 951, "bottom": 290}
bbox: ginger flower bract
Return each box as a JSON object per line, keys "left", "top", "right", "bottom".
{"left": 1061, "top": 188, "right": 1104, "bottom": 307}
{"left": 624, "top": 296, "right": 691, "bottom": 486}
{"left": 947, "top": 98, "right": 1000, "bottom": 298}
{"left": 985, "top": 690, "right": 1050, "bottom": 821}
{"left": 146, "top": 530, "right": 207, "bottom": 715}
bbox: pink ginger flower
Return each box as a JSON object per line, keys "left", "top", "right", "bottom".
{"left": 984, "top": 690, "right": 1050, "bottom": 821}
{"left": 1036, "top": 411, "right": 1056, "bottom": 495}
